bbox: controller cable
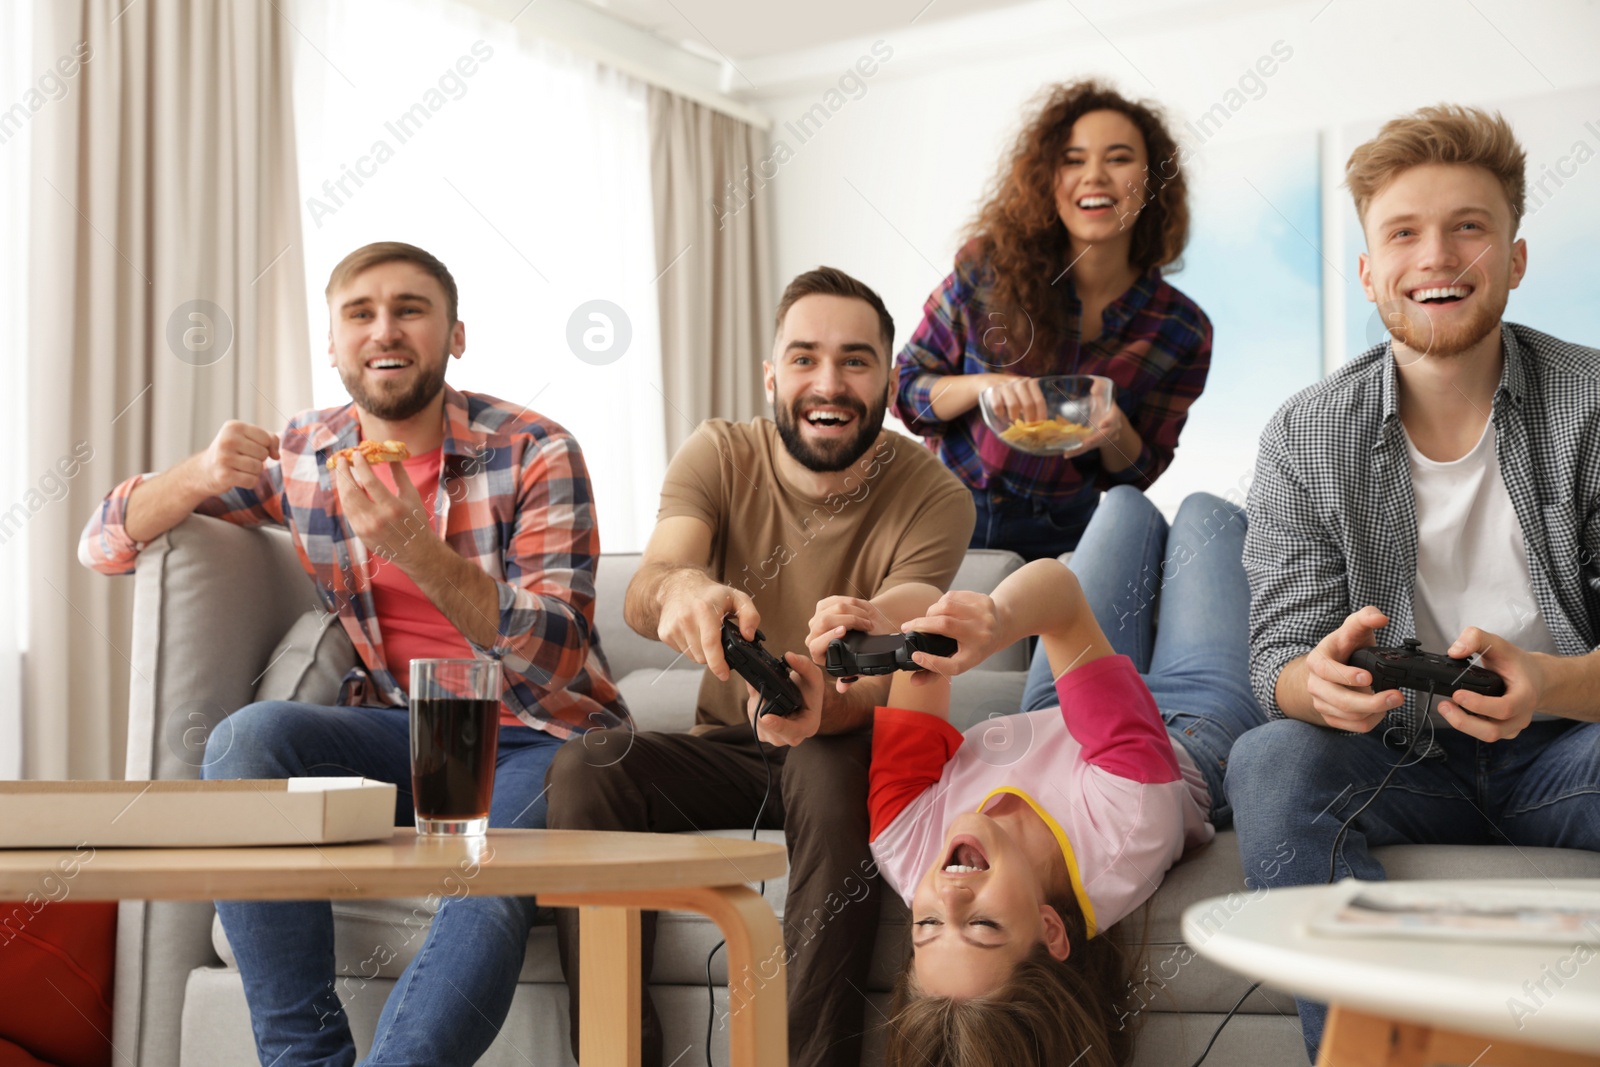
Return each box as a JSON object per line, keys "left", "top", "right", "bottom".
{"left": 1186, "top": 682, "right": 1434, "bottom": 1067}
{"left": 703, "top": 690, "right": 776, "bottom": 1067}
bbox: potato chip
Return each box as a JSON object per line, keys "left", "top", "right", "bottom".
{"left": 998, "top": 418, "right": 1092, "bottom": 452}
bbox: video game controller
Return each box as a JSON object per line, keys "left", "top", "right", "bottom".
{"left": 1349, "top": 638, "right": 1507, "bottom": 700}
{"left": 824, "top": 630, "right": 959, "bottom": 680}
{"left": 720, "top": 617, "right": 805, "bottom": 718}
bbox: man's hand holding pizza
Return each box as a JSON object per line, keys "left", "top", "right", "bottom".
{"left": 330, "top": 446, "right": 432, "bottom": 564}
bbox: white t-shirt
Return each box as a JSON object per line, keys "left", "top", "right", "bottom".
{"left": 1405, "top": 419, "right": 1558, "bottom": 725}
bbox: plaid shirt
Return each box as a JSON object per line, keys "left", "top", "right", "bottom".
{"left": 1244, "top": 324, "right": 1600, "bottom": 752}
{"left": 80, "top": 386, "right": 629, "bottom": 739}
{"left": 893, "top": 241, "right": 1212, "bottom": 503}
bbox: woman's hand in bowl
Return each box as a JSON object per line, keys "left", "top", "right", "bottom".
{"left": 983, "top": 376, "right": 1049, "bottom": 424}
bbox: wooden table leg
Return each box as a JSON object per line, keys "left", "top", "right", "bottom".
{"left": 578, "top": 905, "right": 641, "bottom": 1067}
{"left": 1319, "top": 1005, "right": 1600, "bottom": 1067}
{"left": 1318, "top": 1007, "right": 1428, "bottom": 1067}
{"left": 543, "top": 886, "right": 787, "bottom": 1067}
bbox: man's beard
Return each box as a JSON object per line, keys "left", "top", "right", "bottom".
{"left": 773, "top": 391, "right": 887, "bottom": 473}
{"left": 339, "top": 347, "right": 448, "bottom": 421}
{"left": 1386, "top": 287, "right": 1507, "bottom": 362}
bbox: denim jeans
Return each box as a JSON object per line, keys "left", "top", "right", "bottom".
{"left": 1227, "top": 714, "right": 1600, "bottom": 1062}
{"left": 201, "top": 701, "right": 565, "bottom": 1067}
{"left": 969, "top": 484, "right": 1101, "bottom": 561}
{"left": 1019, "top": 486, "right": 1267, "bottom": 828}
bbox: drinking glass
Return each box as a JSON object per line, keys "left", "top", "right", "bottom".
{"left": 409, "top": 658, "right": 501, "bottom": 836}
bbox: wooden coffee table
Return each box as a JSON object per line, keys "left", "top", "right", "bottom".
{"left": 0, "top": 828, "right": 788, "bottom": 1067}
{"left": 1181, "top": 880, "right": 1600, "bottom": 1067}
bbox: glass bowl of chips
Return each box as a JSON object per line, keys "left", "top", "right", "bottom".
{"left": 979, "top": 375, "right": 1116, "bottom": 457}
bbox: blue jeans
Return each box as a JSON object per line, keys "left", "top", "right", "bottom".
{"left": 1020, "top": 486, "right": 1267, "bottom": 828}
{"left": 202, "top": 701, "right": 565, "bottom": 1067}
{"left": 1228, "top": 715, "right": 1600, "bottom": 1062}
{"left": 969, "top": 484, "right": 1100, "bottom": 561}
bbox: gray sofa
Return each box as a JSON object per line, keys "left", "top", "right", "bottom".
{"left": 114, "top": 514, "right": 1600, "bottom": 1066}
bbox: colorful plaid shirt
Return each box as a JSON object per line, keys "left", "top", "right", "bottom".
{"left": 894, "top": 241, "right": 1212, "bottom": 503}
{"left": 80, "top": 385, "right": 629, "bottom": 739}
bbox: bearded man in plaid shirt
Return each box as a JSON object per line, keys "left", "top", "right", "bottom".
{"left": 81, "top": 242, "right": 626, "bottom": 1067}
{"left": 1226, "top": 106, "right": 1600, "bottom": 1063}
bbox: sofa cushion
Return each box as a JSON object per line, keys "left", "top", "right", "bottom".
{"left": 615, "top": 669, "right": 702, "bottom": 734}
{"left": 948, "top": 550, "right": 1029, "bottom": 671}
{"left": 1134, "top": 835, "right": 1600, "bottom": 1015}
{"left": 944, "top": 671, "right": 1029, "bottom": 732}
{"left": 211, "top": 826, "right": 1600, "bottom": 1024}
{"left": 592, "top": 553, "right": 681, "bottom": 679}
{"left": 254, "top": 609, "right": 358, "bottom": 705}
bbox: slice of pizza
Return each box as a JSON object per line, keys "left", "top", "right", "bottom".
{"left": 326, "top": 439, "right": 411, "bottom": 471}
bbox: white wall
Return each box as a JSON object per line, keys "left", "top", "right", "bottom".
{"left": 737, "top": 0, "right": 1600, "bottom": 509}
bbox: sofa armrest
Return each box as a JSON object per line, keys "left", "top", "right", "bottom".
{"left": 115, "top": 514, "right": 317, "bottom": 1067}
{"left": 125, "top": 514, "right": 320, "bottom": 782}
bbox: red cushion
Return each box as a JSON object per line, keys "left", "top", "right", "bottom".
{"left": 0, "top": 1038, "right": 58, "bottom": 1067}
{"left": 0, "top": 901, "right": 117, "bottom": 1067}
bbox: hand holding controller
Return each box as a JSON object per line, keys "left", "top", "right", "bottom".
{"left": 823, "top": 630, "right": 960, "bottom": 681}
{"left": 720, "top": 617, "right": 805, "bottom": 718}
{"left": 1349, "top": 638, "right": 1507, "bottom": 701}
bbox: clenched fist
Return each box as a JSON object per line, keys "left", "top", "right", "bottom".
{"left": 190, "top": 421, "right": 280, "bottom": 497}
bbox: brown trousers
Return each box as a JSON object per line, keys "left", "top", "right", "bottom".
{"left": 545, "top": 723, "right": 881, "bottom": 1067}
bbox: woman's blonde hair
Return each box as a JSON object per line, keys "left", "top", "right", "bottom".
{"left": 884, "top": 892, "right": 1141, "bottom": 1067}
{"left": 1345, "top": 104, "right": 1526, "bottom": 230}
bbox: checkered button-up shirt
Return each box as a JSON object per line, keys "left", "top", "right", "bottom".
{"left": 893, "top": 240, "right": 1212, "bottom": 503}
{"left": 1244, "top": 323, "right": 1600, "bottom": 751}
{"left": 80, "top": 386, "right": 629, "bottom": 738}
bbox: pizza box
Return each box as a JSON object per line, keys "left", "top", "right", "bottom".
{"left": 0, "top": 778, "right": 397, "bottom": 848}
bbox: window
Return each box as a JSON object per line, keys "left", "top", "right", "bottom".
{"left": 0, "top": 0, "right": 34, "bottom": 778}
{"left": 291, "top": 0, "right": 666, "bottom": 552}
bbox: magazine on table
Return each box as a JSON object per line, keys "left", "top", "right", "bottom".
{"left": 1311, "top": 882, "right": 1600, "bottom": 946}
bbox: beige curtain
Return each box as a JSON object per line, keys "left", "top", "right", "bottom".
{"left": 25, "top": 0, "right": 309, "bottom": 779}
{"left": 648, "top": 86, "right": 773, "bottom": 455}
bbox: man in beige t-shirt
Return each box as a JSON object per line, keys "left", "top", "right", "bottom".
{"left": 547, "top": 266, "right": 974, "bottom": 1067}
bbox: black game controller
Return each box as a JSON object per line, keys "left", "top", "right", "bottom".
{"left": 824, "top": 630, "right": 959, "bottom": 680}
{"left": 720, "top": 617, "right": 805, "bottom": 718}
{"left": 1349, "top": 638, "right": 1507, "bottom": 700}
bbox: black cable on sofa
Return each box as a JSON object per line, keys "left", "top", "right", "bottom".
{"left": 1188, "top": 682, "right": 1436, "bottom": 1067}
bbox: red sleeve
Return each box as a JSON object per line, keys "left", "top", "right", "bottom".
{"left": 869, "top": 706, "right": 965, "bottom": 841}
{"left": 1056, "top": 654, "right": 1180, "bottom": 784}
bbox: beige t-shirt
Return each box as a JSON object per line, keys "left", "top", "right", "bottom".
{"left": 659, "top": 418, "right": 976, "bottom": 729}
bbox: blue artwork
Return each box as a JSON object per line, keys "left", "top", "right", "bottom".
{"left": 1148, "top": 130, "right": 1324, "bottom": 514}
{"left": 1340, "top": 85, "right": 1600, "bottom": 363}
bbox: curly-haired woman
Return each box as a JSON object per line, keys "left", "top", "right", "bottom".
{"left": 894, "top": 80, "right": 1212, "bottom": 561}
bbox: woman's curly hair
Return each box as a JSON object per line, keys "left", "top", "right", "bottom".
{"left": 965, "top": 79, "right": 1190, "bottom": 376}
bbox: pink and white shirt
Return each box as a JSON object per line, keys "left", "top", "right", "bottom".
{"left": 868, "top": 655, "right": 1213, "bottom": 937}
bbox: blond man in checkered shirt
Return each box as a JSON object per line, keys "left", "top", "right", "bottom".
{"left": 1227, "top": 105, "right": 1600, "bottom": 1063}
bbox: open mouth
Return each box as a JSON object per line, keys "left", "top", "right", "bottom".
{"left": 801, "top": 406, "right": 858, "bottom": 433}
{"left": 943, "top": 835, "right": 990, "bottom": 875}
{"left": 364, "top": 356, "right": 415, "bottom": 379}
{"left": 1407, "top": 284, "right": 1473, "bottom": 306}
{"left": 1076, "top": 194, "right": 1116, "bottom": 212}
